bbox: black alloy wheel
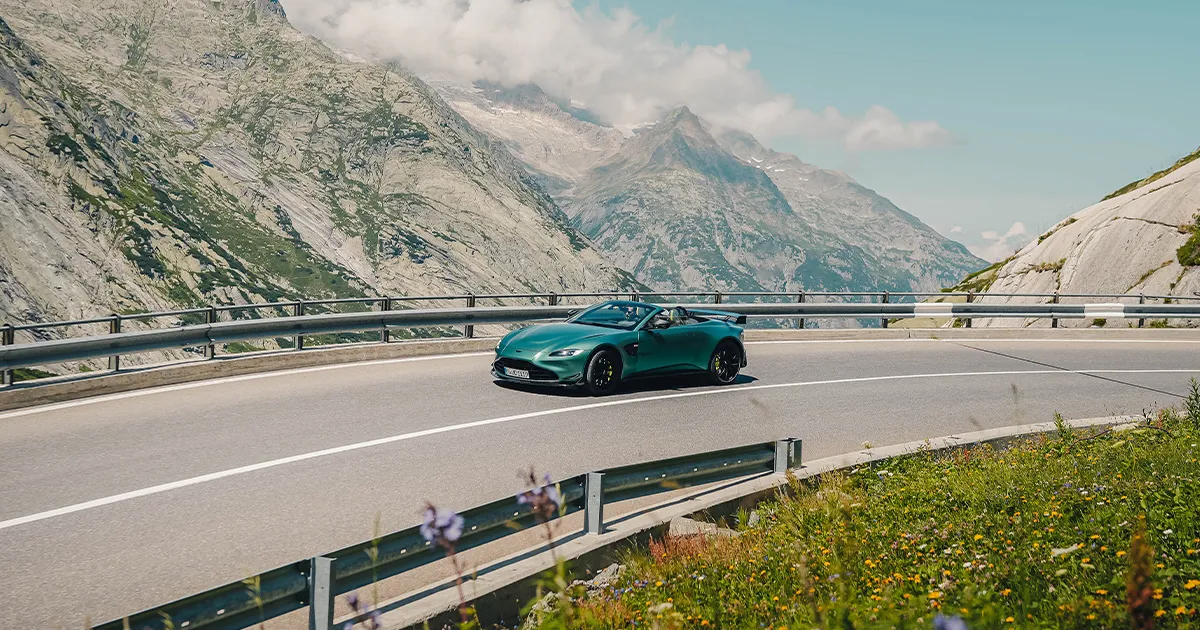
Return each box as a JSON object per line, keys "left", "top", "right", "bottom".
{"left": 584, "top": 349, "right": 621, "bottom": 396}
{"left": 709, "top": 341, "right": 741, "bottom": 385}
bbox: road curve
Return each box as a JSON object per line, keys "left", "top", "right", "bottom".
{"left": 1, "top": 337, "right": 1198, "bottom": 627}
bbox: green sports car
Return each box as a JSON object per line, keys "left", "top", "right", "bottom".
{"left": 492, "top": 300, "right": 749, "bottom": 395}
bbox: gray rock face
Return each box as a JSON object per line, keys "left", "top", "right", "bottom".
{"left": 0, "top": 1, "right": 634, "bottom": 328}
{"left": 440, "top": 84, "right": 986, "bottom": 296}
{"left": 974, "top": 157, "right": 1200, "bottom": 328}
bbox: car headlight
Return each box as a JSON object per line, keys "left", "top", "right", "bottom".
{"left": 548, "top": 348, "right": 582, "bottom": 357}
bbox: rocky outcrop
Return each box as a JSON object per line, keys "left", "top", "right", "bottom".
{"left": 974, "top": 154, "right": 1200, "bottom": 328}
{"left": 0, "top": 0, "right": 635, "bottom": 330}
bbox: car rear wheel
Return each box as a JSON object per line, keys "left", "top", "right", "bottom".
{"left": 708, "top": 341, "right": 741, "bottom": 385}
{"left": 584, "top": 349, "right": 621, "bottom": 396}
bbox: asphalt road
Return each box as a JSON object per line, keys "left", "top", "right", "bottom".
{"left": 2, "top": 337, "right": 1199, "bottom": 628}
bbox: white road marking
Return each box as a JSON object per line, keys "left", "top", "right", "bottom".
{"left": 0, "top": 352, "right": 495, "bottom": 421}
{"left": 1, "top": 366, "right": 1197, "bottom": 532}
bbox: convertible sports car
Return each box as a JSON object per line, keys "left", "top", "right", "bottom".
{"left": 492, "top": 300, "right": 748, "bottom": 395}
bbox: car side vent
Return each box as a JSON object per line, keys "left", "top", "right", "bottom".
{"left": 623, "top": 342, "right": 639, "bottom": 357}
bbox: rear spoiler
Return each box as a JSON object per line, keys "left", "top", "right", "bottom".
{"left": 688, "top": 308, "right": 748, "bottom": 325}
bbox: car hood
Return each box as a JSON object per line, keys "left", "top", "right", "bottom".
{"left": 501, "top": 323, "right": 614, "bottom": 352}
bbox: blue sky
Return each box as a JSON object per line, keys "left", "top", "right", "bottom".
{"left": 586, "top": 0, "right": 1200, "bottom": 260}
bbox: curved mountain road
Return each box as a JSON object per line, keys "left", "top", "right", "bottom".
{"left": 2, "top": 337, "right": 1199, "bottom": 627}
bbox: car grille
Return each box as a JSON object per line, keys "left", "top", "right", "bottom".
{"left": 494, "top": 357, "right": 558, "bottom": 381}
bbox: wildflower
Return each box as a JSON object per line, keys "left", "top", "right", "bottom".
{"left": 1001, "top": 589, "right": 1011, "bottom": 596}
{"left": 1177, "top": 606, "right": 1188, "bottom": 615}
{"left": 1096, "top": 589, "right": 1108, "bottom": 595}
{"left": 1117, "top": 550, "right": 1127, "bottom": 557}
{"left": 1186, "top": 580, "right": 1200, "bottom": 590}
{"left": 420, "top": 505, "right": 464, "bottom": 546}
{"left": 1156, "top": 610, "right": 1166, "bottom": 617}
{"left": 932, "top": 614, "right": 968, "bottom": 630}
{"left": 517, "top": 469, "right": 562, "bottom": 523}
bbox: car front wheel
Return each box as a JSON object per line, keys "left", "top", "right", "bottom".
{"left": 584, "top": 348, "right": 621, "bottom": 396}
{"left": 708, "top": 341, "right": 741, "bottom": 385}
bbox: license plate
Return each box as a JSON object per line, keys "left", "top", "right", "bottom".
{"left": 504, "top": 367, "right": 531, "bottom": 379}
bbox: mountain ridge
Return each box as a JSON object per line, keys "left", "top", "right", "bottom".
{"left": 0, "top": 0, "right": 637, "bottom": 328}
{"left": 438, "top": 81, "right": 985, "bottom": 297}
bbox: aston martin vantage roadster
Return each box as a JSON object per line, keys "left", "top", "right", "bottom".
{"left": 492, "top": 300, "right": 748, "bottom": 395}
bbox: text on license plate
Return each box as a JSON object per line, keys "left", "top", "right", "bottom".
{"left": 504, "top": 367, "right": 531, "bottom": 379}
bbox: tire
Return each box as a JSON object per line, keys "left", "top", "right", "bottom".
{"left": 708, "top": 341, "right": 741, "bottom": 385}
{"left": 584, "top": 348, "right": 621, "bottom": 396}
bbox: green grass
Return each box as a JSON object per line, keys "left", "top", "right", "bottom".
{"left": 1178, "top": 214, "right": 1200, "bottom": 267}
{"left": 12, "top": 367, "right": 57, "bottom": 382}
{"left": 1103, "top": 147, "right": 1200, "bottom": 201}
{"left": 531, "top": 391, "right": 1200, "bottom": 629}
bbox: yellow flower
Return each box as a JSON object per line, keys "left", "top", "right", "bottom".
{"left": 1185, "top": 579, "right": 1200, "bottom": 590}
{"left": 1087, "top": 614, "right": 1096, "bottom": 620}
{"left": 1090, "top": 535, "right": 1100, "bottom": 539}
{"left": 655, "top": 581, "right": 663, "bottom": 587}
{"left": 974, "top": 534, "right": 983, "bottom": 541}
{"left": 1156, "top": 610, "right": 1166, "bottom": 617}
{"left": 1176, "top": 606, "right": 1188, "bottom": 615}
{"left": 1001, "top": 589, "right": 1012, "bottom": 596}
{"left": 1005, "top": 617, "right": 1015, "bottom": 623}
{"left": 929, "top": 591, "right": 942, "bottom": 599}
{"left": 1117, "top": 551, "right": 1127, "bottom": 557}
{"left": 1096, "top": 589, "right": 1108, "bottom": 595}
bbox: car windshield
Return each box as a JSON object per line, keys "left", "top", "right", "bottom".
{"left": 568, "top": 302, "right": 656, "bottom": 330}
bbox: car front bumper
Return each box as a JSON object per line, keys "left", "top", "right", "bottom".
{"left": 492, "top": 354, "right": 586, "bottom": 387}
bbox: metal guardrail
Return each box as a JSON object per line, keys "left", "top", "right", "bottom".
{"left": 3, "top": 296, "right": 1200, "bottom": 377}
{"left": 92, "top": 439, "right": 798, "bottom": 630}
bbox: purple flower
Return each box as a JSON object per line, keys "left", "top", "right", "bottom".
{"left": 933, "top": 614, "right": 969, "bottom": 630}
{"left": 420, "top": 506, "right": 464, "bottom": 545}
{"left": 517, "top": 470, "right": 561, "bottom": 522}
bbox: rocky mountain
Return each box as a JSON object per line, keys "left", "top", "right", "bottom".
{"left": 971, "top": 148, "right": 1200, "bottom": 328}
{"left": 0, "top": 0, "right": 636, "bottom": 329}
{"left": 439, "top": 82, "right": 986, "bottom": 295}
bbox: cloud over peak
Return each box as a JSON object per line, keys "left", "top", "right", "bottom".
{"left": 285, "top": 0, "right": 951, "bottom": 151}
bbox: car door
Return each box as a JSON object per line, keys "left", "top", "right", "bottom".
{"left": 636, "top": 311, "right": 703, "bottom": 374}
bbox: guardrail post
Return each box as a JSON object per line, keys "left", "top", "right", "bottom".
{"left": 632, "top": 291, "right": 641, "bottom": 303}
{"left": 293, "top": 301, "right": 305, "bottom": 350}
{"left": 1138, "top": 294, "right": 1146, "bottom": 328}
{"left": 381, "top": 297, "right": 393, "bottom": 343}
{"left": 1, "top": 323, "right": 13, "bottom": 385}
{"left": 548, "top": 292, "right": 559, "bottom": 307}
{"left": 108, "top": 315, "right": 121, "bottom": 371}
{"left": 308, "top": 556, "right": 335, "bottom": 630}
{"left": 774, "top": 439, "right": 799, "bottom": 473}
{"left": 880, "top": 292, "right": 890, "bottom": 329}
{"left": 965, "top": 292, "right": 974, "bottom": 328}
{"left": 203, "top": 306, "right": 217, "bottom": 359}
{"left": 714, "top": 291, "right": 722, "bottom": 305}
{"left": 584, "top": 472, "right": 605, "bottom": 535}
{"left": 464, "top": 293, "right": 476, "bottom": 339}
{"left": 796, "top": 291, "right": 805, "bottom": 329}
{"left": 1051, "top": 292, "right": 1059, "bottom": 329}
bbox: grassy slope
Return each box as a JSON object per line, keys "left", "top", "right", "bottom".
{"left": 533, "top": 390, "right": 1200, "bottom": 629}
{"left": 1103, "top": 147, "right": 1200, "bottom": 202}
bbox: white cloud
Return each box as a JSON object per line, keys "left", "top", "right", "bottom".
{"left": 949, "top": 226, "right": 963, "bottom": 233}
{"left": 283, "top": 0, "right": 951, "bottom": 151}
{"left": 970, "top": 221, "right": 1029, "bottom": 262}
